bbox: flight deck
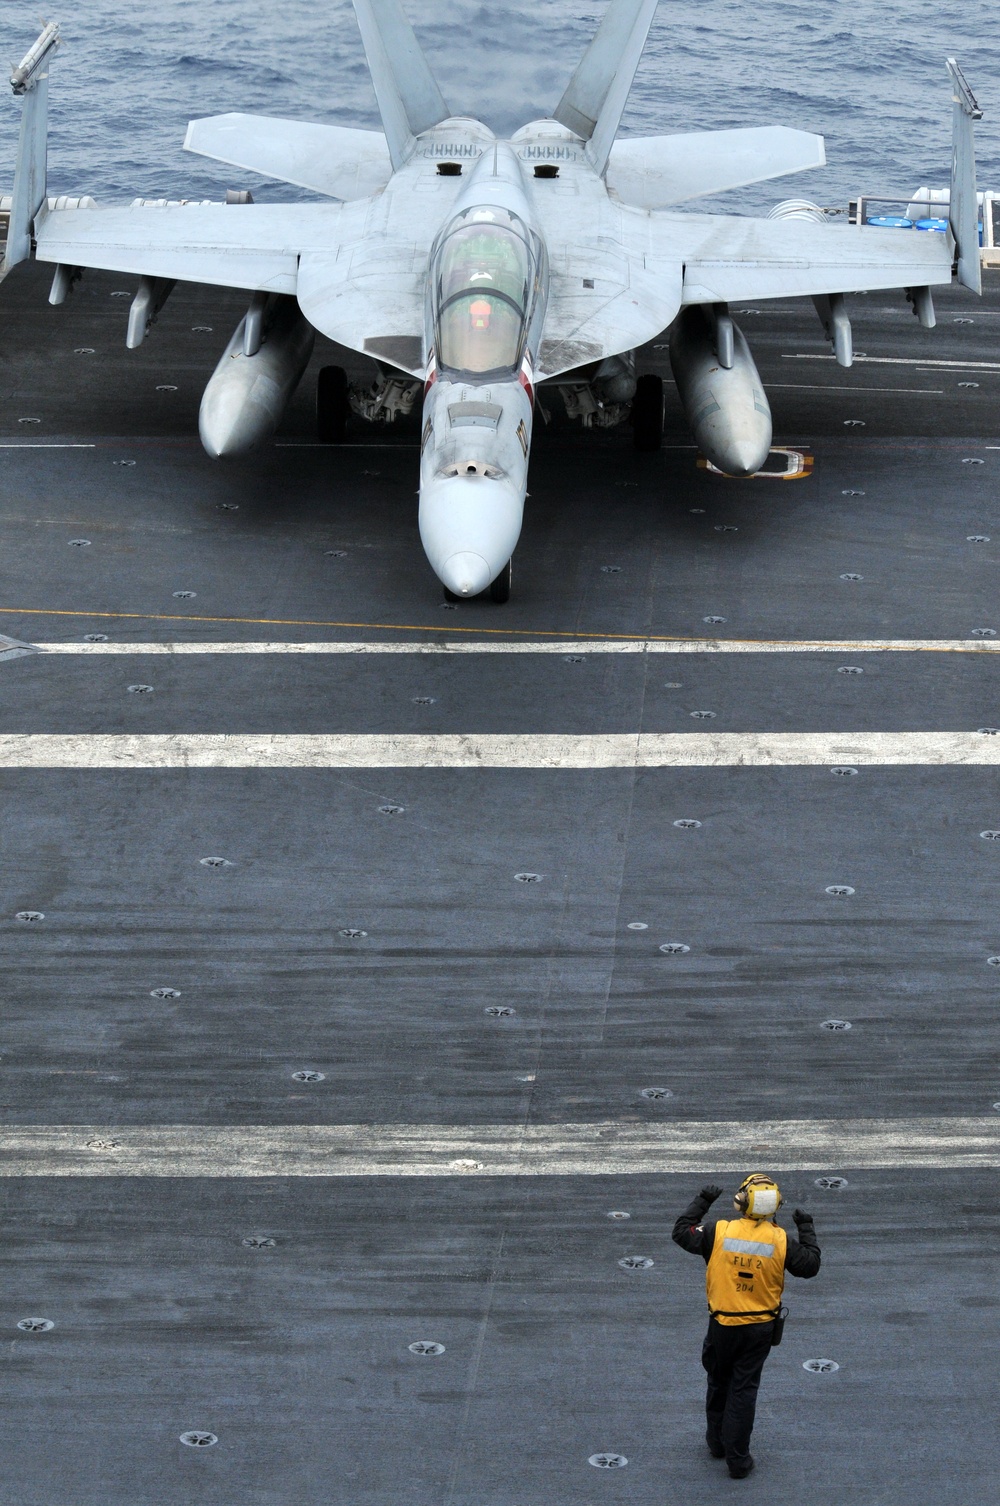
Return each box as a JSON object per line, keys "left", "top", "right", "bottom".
{"left": 0, "top": 257, "right": 999, "bottom": 1502}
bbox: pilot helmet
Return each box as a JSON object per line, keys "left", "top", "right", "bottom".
{"left": 734, "top": 1173, "right": 782, "bottom": 1219}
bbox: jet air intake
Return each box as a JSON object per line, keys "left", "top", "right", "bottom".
{"left": 199, "top": 296, "right": 315, "bottom": 459}
{"left": 668, "top": 306, "right": 772, "bottom": 477}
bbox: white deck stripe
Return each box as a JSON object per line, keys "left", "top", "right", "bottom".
{"left": 0, "top": 733, "right": 997, "bottom": 767}
{"left": 766, "top": 384, "right": 943, "bottom": 394}
{"left": 2, "top": 1119, "right": 996, "bottom": 1175}
{"left": 784, "top": 354, "right": 1000, "bottom": 371}
{"left": 36, "top": 638, "right": 1000, "bottom": 655}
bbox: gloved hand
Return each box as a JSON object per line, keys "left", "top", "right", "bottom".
{"left": 700, "top": 1185, "right": 724, "bottom": 1203}
{"left": 792, "top": 1208, "right": 813, "bottom": 1227}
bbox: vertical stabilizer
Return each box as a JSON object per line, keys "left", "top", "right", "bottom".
{"left": 553, "top": 0, "right": 659, "bottom": 175}
{"left": 351, "top": 0, "right": 449, "bottom": 171}
{"left": 946, "top": 58, "right": 982, "bottom": 295}
{"left": 6, "top": 22, "right": 60, "bottom": 270}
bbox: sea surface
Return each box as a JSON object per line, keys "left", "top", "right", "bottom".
{"left": 2, "top": 0, "right": 997, "bottom": 214}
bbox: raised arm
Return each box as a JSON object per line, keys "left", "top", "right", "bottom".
{"left": 785, "top": 1209, "right": 821, "bottom": 1278}
{"left": 672, "top": 1185, "right": 724, "bottom": 1259}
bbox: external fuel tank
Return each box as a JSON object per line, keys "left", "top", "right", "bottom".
{"left": 669, "top": 306, "right": 772, "bottom": 477}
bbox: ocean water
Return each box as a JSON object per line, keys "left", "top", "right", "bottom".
{"left": 1, "top": 0, "right": 997, "bottom": 214}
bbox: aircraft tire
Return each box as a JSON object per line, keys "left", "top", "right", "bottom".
{"left": 317, "top": 365, "right": 350, "bottom": 443}
{"left": 489, "top": 560, "right": 512, "bottom": 604}
{"left": 443, "top": 585, "right": 462, "bottom": 603}
{"left": 631, "top": 373, "right": 664, "bottom": 452}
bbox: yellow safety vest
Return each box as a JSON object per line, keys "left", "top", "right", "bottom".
{"left": 706, "top": 1217, "right": 787, "bottom": 1326}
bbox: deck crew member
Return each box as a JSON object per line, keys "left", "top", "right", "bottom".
{"left": 672, "top": 1175, "right": 821, "bottom": 1479}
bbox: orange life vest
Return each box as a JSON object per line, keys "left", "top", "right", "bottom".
{"left": 705, "top": 1216, "right": 787, "bottom": 1326}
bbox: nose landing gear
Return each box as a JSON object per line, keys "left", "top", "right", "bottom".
{"left": 489, "top": 558, "right": 512, "bottom": 603}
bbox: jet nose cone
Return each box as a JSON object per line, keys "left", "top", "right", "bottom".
{"left": 440, "top": 551, "right": 493, "bottom": 597}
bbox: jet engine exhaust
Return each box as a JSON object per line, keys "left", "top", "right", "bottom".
{"left": 668, "top": 306, "right": 772, "bottom": 476}
{"left": 199, "top": 296, "right": 315, "bottom": 459}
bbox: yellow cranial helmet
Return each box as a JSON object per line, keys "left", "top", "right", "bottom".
{"left": 734, "top": 1174, "right": 782, "bottom": 1219}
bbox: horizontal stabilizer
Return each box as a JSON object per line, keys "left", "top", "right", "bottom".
{"left": 606, "top": 126, "right": 826, "bottom": 208}
{"left": 184, "top": 115, "right": 393, "bottom": 201}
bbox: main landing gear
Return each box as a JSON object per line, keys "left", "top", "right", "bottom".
{"left": 443, "top": 558, "right": 512, "bottom": 605}
{"left": 631, "top": 373, "right": 664, "bottom": 452}
{"left": 316, "top": 365, "right": 350, "bottom": 443}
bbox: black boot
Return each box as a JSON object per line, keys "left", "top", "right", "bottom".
{"left": 728, "top": 1455, "right": 755, "bottom": 1479}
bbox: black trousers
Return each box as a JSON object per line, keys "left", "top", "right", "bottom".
{"left": 702, "top": 1317, "right": 775, "bottom": 1467}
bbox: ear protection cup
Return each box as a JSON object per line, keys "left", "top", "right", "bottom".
{"left": 734, "top": 1174, "right": 783, "bottom": 1219}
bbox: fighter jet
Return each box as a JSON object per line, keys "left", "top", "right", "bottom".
{"left": 4, "top": 3, "right": 982, "bottom": 602}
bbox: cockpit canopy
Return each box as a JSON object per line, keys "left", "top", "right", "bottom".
{"left": 432, "top": 207, "right": 540, "bottom": 382}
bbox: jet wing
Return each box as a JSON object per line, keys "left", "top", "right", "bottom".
{"left": 537, "top": 201, "right": 952, "bottom": 377}
{"left": 605, "top": 127, "right": 826, "bottom": 209}
{"left": 659, "top": 212, "right": 954, "bottom": 304}
{"left": 33, "top": 199, "right": 429, "bottom": 372}
{"left": 32, "top": 201, "right": 367, "bottom": 294}
{"left": 537, "top": 249, "right": 682, "bottom": 379}
{"left": 184, "top": 114, "right": 393, "bottom": 201}
{"left": 296, "top": 243, "right": 427, "bottom": 376}
{"left": 533, "top": 195, "right": 684, "bottom": 379}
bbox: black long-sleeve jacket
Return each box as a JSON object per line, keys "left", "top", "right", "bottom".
{"left": 671, "top": 1190, "right": 821, "bottom": 1277}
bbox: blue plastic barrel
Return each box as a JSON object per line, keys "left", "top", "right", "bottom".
{"left": 866, "top": 215, "right": 912, "bottom": 228}
{"left": 914, "top": 217, "right": 985, "bottom": 243}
